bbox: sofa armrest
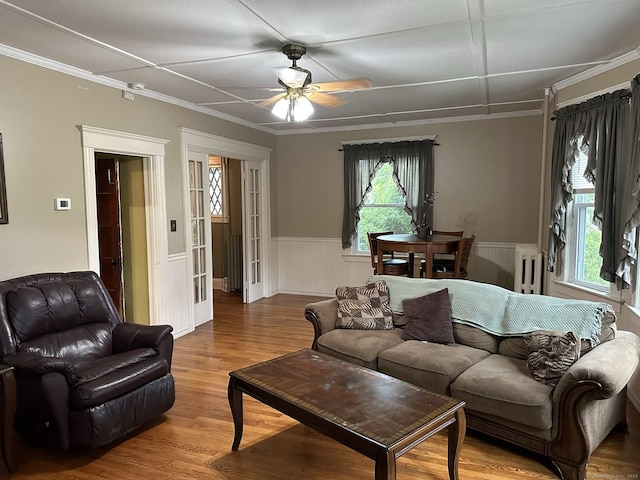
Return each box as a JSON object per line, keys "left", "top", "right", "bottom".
{"left": 548, "top": 331, "right": 640, "bottom": 480}
{"left": 304, "top": 298, "right": 339, "bottom": 350}
{"left": 553, "top": 330, "right": 640, "bottom": 403}
{"left": 112, "top": 323, "right": 174, "bottom": 367}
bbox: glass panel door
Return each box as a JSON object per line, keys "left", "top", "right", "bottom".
{"left": 189, "top": 153, "right": 212, "bottom": 325}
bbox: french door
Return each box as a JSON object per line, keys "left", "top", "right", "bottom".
{"left": 243, "top": 161, "right": 264, "bottom": 303}
{"left": 189, "top": 152, "right": 212, "bottom": 326}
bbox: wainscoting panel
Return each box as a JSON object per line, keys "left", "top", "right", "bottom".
{"left": 167, "top": 253, "right": 192, "bottom": 338}
{"left": 275, "top": 237, "right": 517, "bottom": 296}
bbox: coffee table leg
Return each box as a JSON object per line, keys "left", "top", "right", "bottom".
{"left": 447, "top": 408, "right": 466, "bottom": 480}
{"left": 227, "top": 377, "right": 244, "bottom": 451}
{"left": 374, "top": 450, "right": 396, "bottom": 480}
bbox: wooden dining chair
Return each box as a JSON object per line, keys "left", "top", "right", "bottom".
{"left": 429, "top": 235, "right": 476, "bottom": 279}
{"left": 367, "top": 231, "right": 410, "bottom": 276}
{"left": 419, "top": 230, "right": 464, "bottom": 277}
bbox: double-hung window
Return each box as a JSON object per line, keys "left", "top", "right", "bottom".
{"left": 568, "top": 139, "right": 608, "bottom": 291}
{"left": 355, "top": 162, "right": 413, "bottom": 253}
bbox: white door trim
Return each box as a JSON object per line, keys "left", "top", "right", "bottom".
{"left": 80, "top": 125, "right": 170, "bottom": 326}
{"left": 179, "top": 128, "right": 272, "bottom": 311}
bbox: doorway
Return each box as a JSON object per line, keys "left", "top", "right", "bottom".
{"left": 180, "top": 127, "right": 272, "bottom": 331}
{"left": 210, "top": 156, "right": 243, "bottom": 304}
{"left": 95, "top": 153, "right": 150, "bottom": 325}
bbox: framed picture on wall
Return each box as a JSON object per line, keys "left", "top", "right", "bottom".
{"left": 0, "top": 133, "right": 8, "bottom": 224}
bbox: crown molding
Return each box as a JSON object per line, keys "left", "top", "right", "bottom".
{"left": 1, "top": 42, "right": 542, "bottom": 138}
{"left": 0, "top": 43, "right": 277, "bottom": 135}
{"left": 552, "top": 47, "right": 640, "bottom": 93}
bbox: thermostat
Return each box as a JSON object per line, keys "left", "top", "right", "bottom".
{"left": 54, "top": 198, "right": 71, "bottom": 211}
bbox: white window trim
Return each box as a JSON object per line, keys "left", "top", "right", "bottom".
{"left": 565, "top": 191, "right": 617, "bottom": 296}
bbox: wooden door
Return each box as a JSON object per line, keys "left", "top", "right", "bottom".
{"left": 95, "top": 157, "right": 124, "bottom": 315}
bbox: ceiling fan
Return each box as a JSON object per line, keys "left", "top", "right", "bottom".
{"left": 262, "top": 44, "right": 373, "bottom": 122}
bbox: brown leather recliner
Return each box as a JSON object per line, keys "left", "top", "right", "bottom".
{"left": 0, "top": 271, "right": 175, "bottom": 451}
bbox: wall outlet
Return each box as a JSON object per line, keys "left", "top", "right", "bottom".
{"left": 122, "top": 90, "right": 135, "bottom": 101}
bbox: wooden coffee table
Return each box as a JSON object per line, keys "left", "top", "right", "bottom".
{"left": 228, "top": 349, "right": 466, "bottom": 480}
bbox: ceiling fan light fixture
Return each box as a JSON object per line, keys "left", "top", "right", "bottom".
{"left": 293, "top": 95, "right": 314, "bottom": 121}
{"left": 271, "top": 93, "right": 314, "bottom": 122}
{"left": 272, "top": 97, "right": 290, "bottom": 120}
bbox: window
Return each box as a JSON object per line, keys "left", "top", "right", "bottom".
{"left": 355, "top": 162, "right": 413, "bottom": 252}
{"left": 208, "top": 156, "right": 228, "bottom": 223}
{"left": 568, "top": 140, "right": 608, "bottom": 290}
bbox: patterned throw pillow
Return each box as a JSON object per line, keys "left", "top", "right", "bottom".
{"left": 523, "top": 330, "right": 581, "bottom": 387}
{"left": 335, "top": 280, "right": 394, "bottom": 330}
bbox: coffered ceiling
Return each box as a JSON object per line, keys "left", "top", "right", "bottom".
{"left": 1, "top": 0, "right": 639, "bottom": 133}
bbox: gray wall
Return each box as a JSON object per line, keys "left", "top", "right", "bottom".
{"left": 0, "top": 54, "right": 275, "bottom": 279}
{"left": 275, "top": 115, "right": 543, "bottom": 244}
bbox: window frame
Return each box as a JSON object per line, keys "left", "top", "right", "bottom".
{"left": 353, "top": 162, "right": 413, "bottom": 254}
{"left": 565, "top": 139, "right": 612, "bottom": 294}
{"left": 208, "top": 156, "right": 228, "bottom": 224}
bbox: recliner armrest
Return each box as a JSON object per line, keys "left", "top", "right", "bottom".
{"left": 112, "top": 324, "right": 174, "bottom": 368}
{"left": 112, "top": 323, "right": 173, "bottom": 354}
{"left": 2, "top": 351, "right": 77, "bottom": 380}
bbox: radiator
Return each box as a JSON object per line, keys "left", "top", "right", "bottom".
{"left": 514, "top": 244, "right": 543, "bottom": 294}
{"left": 226, "top": 235, "right": 243, "bottom": 292}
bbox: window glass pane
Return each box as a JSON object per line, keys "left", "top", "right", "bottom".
{"left": 573, "top": 192, "right": 608, "bottom": 289}
{"left": 363, "top": 163, "right": 404, "bottom": 204}
{"left": 357, "top": 163, "right": 413, "bottom": 252}
{"left": 358, "top": 206, "right": 413, "bottom": 251}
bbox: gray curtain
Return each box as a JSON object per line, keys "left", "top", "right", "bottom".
{"left": 547, "top": 89, "right": 631, "bottom": 288}
{"left": 617, "top": 74, "right": 640, "bottom": 287}
{"left": 341, "top": 140, "right": 434, "bottom": 248}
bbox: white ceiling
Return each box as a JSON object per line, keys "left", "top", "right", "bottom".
{"left": 1, "top": 0, "right": 639, "bottom": 134}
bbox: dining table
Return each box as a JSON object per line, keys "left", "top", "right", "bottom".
{"left": 376, "top": 233, "right": 462, "bottom": 278}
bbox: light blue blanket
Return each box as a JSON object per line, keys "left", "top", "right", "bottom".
{"left": 368, "top": 275, "right": 613, "bottom": 347}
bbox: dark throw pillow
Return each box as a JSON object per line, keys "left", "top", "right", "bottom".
{"left": 401, "top": 288, "right": 455, "bottom": 344}
{"left": 523, "top": 330, "right": 581, "bottom": 387}
{"left": 335, "top": 280, "right": 394, "bottom": 330}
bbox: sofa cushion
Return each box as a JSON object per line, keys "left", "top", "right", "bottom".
{"left": 523, "top": 331, "right": 581, "bottom": 387}
{"left": 401, "top": 289, "right": 454, "bottom": 344}
{"left": 452, "top": 323, "right": 501, "bottom": 353}
{"left": 450, "top": 354, "right": 553, "bottom": 430}
{"left": 317, "top": 328, "right": 404, "bottom": 369}
{"left": 335, "top": 281, "right": 393, "bottom": 330}
{"left": 378, "top": 340, "right": 490, "bottom": 395}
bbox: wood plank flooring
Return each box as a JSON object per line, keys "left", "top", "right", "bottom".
{"left": 4, "top": 292, "right": 640, "bottom": 480}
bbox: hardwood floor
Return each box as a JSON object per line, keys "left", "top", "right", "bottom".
{"left": 4, "top": 292, "right": 640, "bottom": 480}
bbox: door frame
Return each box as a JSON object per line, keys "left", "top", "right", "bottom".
{"left": 179, "top": 128, "right": 272, "bottom": 317}
{"left": 80, "top": 125, "right": 169, "bottom": 326}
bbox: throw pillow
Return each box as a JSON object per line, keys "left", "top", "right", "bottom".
{"left": 335, "top": 280, "right": 394, "bottom": 330}
{"left": 523, "top": 330, "right": 581, "bottom": 387}
{"left": 401, "top": 288, "right": 455, "bottom": 344}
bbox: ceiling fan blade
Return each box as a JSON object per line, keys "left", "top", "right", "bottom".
{"left": 311, "top": 78, "right": 373, "bottom": 92}
{"left": 305, "top": 91, "right": 344, "bottom": 108}
{"left": 278, "top": 67, "right": 310, "bottom": 88}
{"left": 258, "top": 93, "right": 285, "bottom": 108}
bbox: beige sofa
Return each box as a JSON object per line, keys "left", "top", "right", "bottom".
{"left": 304, "top": 275, "right": 640, "bottom": 480}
